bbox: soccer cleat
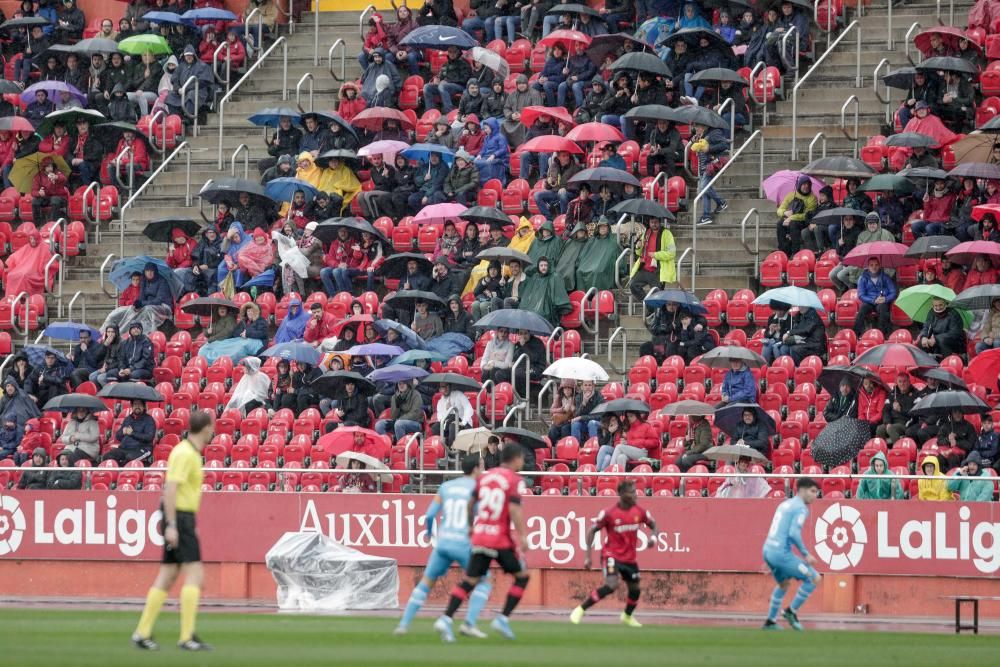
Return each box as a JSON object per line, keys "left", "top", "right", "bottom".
{"left": 783, "top": 608, "right": 803, "bottom": 631}
{"left": 490, "top": 615, "right": 516, "bottom": 640}
{"left": 177, "top": 635, "right": 213, "bottom": 651}
{"left": 131, "top": 634, "right": 159, "bottom": 650}
{"left": 433, "top": 616, "right": 456, "bottom": 643}
{"left": 569, "top": 606, "right": 585, "bottom": 625}
{"left": 459, "top": 623, "right": 488, "bottom": 639}
{"left": 762, "top": 620, "right": 782, "bottom": 631}
{"left": 620, "top": 612, "right": 642, "bottom": 628}
{"left": 392, "top": 625, "right": 408, "bottom": 636}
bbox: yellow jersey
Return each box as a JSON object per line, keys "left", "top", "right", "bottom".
{"left": 166, "top": 440, "right": 204, "bottom": 513}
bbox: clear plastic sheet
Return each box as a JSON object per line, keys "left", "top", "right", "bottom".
{"left": 265, "top": 531, "right": 400, "bottom": 611}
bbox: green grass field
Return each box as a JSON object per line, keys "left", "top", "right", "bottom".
{"left": 0, "top": 609, "right": 995, "bottom": 667}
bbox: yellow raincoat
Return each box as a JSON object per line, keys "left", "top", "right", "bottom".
{"left": 462, "top": 217, "right": 538, "bottom": 295}
{"left": 917, "top": 456, "right": 953, "bottom": 501}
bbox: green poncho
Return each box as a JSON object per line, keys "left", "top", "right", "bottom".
{"left": 528, "top": 220, "right": 563, "bottom": 266}
{"left": 555, "top": 223, "right": 589, "bottom": 291}
{"left": 854, "top": 452, "right": 904, "bottom": 500}
{"left": 576, "top": 229, "right": 621, "bottom": 291}
{"left": 519, "top": 267, "right": 571, "bottom": 327}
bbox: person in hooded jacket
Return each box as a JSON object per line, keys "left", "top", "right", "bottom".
{"left": 47, "top": 450, "right": 82, "bottom": 489}
{"left": 104, "top": 399, "right": 156, "bottom": 465}
{"left": 331, "top": 83, "right": 365, "bottom": 126}
{"left": 776, "top": 174, "right": 817, "bottom": 255}
{"left": 361, "top": 48, "right": 401, "bottom": 104}
{"left": 25, "top": 350, "right": 68, "bottom": 406}
{"left": 918, "top": 455, "right": 952, "bottom": 500}
{"left": 855, "top": 451, "right": 905, "bottom": 500}
{"left": 473, "top": 117, "right": 510, "bottom": 185}
{"left": 358, "top": 11, "right": 389, "bottom": 69}
{"left": 167, "top": 44, "right": 214, "bottom": 120}
{"left": 407, "top": 153, "right": 449, "bottom": 211}
{"left": 186, "top": 226, "right": 223, "bottom": 296}
{"left": 482, "top": 78, "right": 507, "bottom": 119}
{"left": 534, "top": 43, "right": 569, "bottom": 106}
{"left": 31, "top": 156, "right": 69, "bottom": 222}
{"left": 502, "top": 74, "right": 544, "bottom": 146}
{"left": 369, "top": 73, "right": 396, "bottom": 108}
{"left": 260, "top": 153, "right": 295, "bottom": 185}
{"left": 718, "top": 360, "right": 758, "bottom": 406}
{"left": 18, "top": 448, "right": 50, "bottom": 490}
{"left": 457, "top": 115, "right": 485, "bottom": 155}
{"left": 775, "top": 306, "right": 827, "bottom": 363}
{"left": 947, "top": 451, "right": 995, "bottom": 501}
{"left": 574, "top": 76, "right": 608, "bottom": 124}
{"left": 258, "top": 115, "right": 302, "bottom": 174}
{"left": 107, "top": 322, "right": 154, "bottom": 382}
{"left": 457, "top": 79, "right": 487, "bottom": 122}
{"left": 59, "top": 407, "right": 101, "bottom": 464}
{"left": 0, "top": 417, "right": 24, "bottom": 463}
{"left": 937, "top": 409, "right": 978, "bottom": 468}
{"left": 438, "top": 150, "right": 480, "bottom": 205}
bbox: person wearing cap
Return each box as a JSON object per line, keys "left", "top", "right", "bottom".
{"left": 408, "top": 152, "right": 449, "bottom": 211}
{"left": 258, "top": 116, "right": 302, "bottom": 175}
{"left": 423, "top": 46, "right": 471, "bottom": 113}
{"left": 25, "top": 349, "right": 69, "bottom": 406}
{"left": 260, "top": 153, "right": 296, "bottom": 186}
{"left": 429, "top": 255, "right": 464, "bottom": 302}
{"left": 876, "top": 372, "right": 919, "bottom": 444}
{"left": 436, "top": 150, "right": 479, "bottom": 206}
{"left": 107, "top": 322, "right": 154, "bottom": 382}
{"left": 903, "top": 98, "right": 959, "bottom": 147}
{"left": 597, "top": 142, "right": 625, "bottom": 171}
{"left": 0, "top": 416, "right": 23, "bottom": 464}
{"left": 760, "top": 301, "right": 792, "bottom": 364}
{"left": 482, "top": 78, "right": 507, "bottom": 120}
{"left": 899, "top": 70, "right": 939, "bottom": 127}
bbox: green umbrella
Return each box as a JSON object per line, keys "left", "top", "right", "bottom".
{"left": 895, "top": 284, "right": 973, "bottom": 327}
{"left": 856, "top": 173, "right": 915, "bottom": 195}
{"left": 35, "top": 108, "right": 106, "bottom": 137}
{"left": 117, "top": 34, "right": 172, "bottom": 56}
{"left": 8, "top": 152, "right": 70, "bottom": 194}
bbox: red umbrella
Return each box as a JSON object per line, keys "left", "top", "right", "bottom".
{"left": 565, "top": 122, "right": 625, "bottom": 143}
{"left": 945, "top": 240, "right": 1000, "bottom": 266}
{"left": 914, "top": 27, "right": 982, "bottom": 57}
{"left": 331, "top": 313, "right": 373, "bottom": 337}
{"left": 842, "top": 241, "right": 916, "bottom": 268}
{"left": 972, "top": 203, "right": 1000, "bottom": 222}
{"left": 519, "top": 105, "right": 575, "bottom": 129}
{"left": 968, "top": 348, "right": 1000, "bottom": 391}
{"left": 516, "top": 135, "right": 583, "bottom": 154}
{"left": 351, "top": 107, "right": 415, "bottom": 132}
{"left": 317, "top": 425, "right": 389, "bottom": 459}
{"left": 0, "top": 116, "right": 35, "bottom": 133}
{"left": 538, "top": 29, "right": 592, "bottom": 50}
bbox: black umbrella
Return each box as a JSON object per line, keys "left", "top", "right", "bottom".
{"left": 73, "top": 37, "right": 120, "bottom": 56}
{"left": 916, "top": 56, "right": 978, "bottom": 75}
{"left": 142, "top": 217, "right": 201, "bottom": 243}
{"left": 913, "top": 367, "right": 968, "bottom": 390}
{"left": 910, "top": 390, "right": 990, "bottom": 417}
{"left": 315, "top": 148, "right": 358, "bottom": 167}
{"left": 379, "top": 253, "right": 434, "bottom": 279}
{"left": 0, "top": 80, "right": 22, "bottom": 95}
{"left": 1, "top": 16, "right": 52, "bottom": 30}
{"left": 714, "top": 402, "right": 776, "bottom": 438}
{"left": 855, "top": 174, "right": 915, "bottom": 195}
{"left": 623, "top": 104, "right": 683, "bottom": 124}
{"left": 661, "top": 28, "right": 733, "bottom": 54}
{"left": 97, "top": 382, "right": 164, "bottom": 402}
{"left": 180, "top": 297, "right": 238, "bottom": 317}
{"left": 818, "top": 365, "right": 886, "bottom": 395}
{"left": 492, "top": 426, "right": 549, "bottom": 449}
{"left": 460, "top": 206, "right": 514, "bottom": 226}
{"left": 688, "top": 67, "right": 748, "bottom": 86}
{"left": 383, "top": 289, "right": 446, "bottom": 311}
{"left": 765, "top": 0, "right": 813, "bottom": 9}
{"left": 545, "top": 3, "right": 602, "bottom": 18}
{"left": 590, "top": 398, "right": 651, "bottom": 416}
{"left": 881, "top": 66, "right": 916, "bottom": 90}
{"left": 610, "top": 198, "right": 675, "bottom": 219}
{"left": 852, "top": 343, "right": 939, "bottom": 369}
{"left": 801, "top": 156, "right": 876, "bottom": 179}
{"left": 811, "top": 418, "right": 872, "bottom": 467}
{"left": 302, "top": 110, "right": 359, "bottom": 140}
{"left": 901, "top": 166, "right": 949, "bottom": 181}
{"left": 198, "top": 177, "right": 275, "bottom": 205}
{"left": 610, "top": 52, "right": 671, "bottom": 77}
{"left": 948, "top": 162, "right": 1000, "bottom": 180}
{"left": 586, "top": 33, "right": 650, "bottom": 66}
{"left": 904, "top": 235, "right": 960, "bottom": 258}
{"left": 953, "top": 284, "right": 1000, "bottom": 311}
{"left": 310, "top": 370, "right": 377, "bottom": 398}
{"left": 883, "top": 132, "right": 937, "bottom": 148}
{"left": 670, "top": 105, "right": 730, "bottom": 130}
{"left": 423, "top": 372, "right": 482, "bottom": 392}
{"left": 811, "top": 207, "right": 867, "bottom": 223}
{"left": 43, "top": 394, "right": 109, "bottom": 413}
{"left": 312, "top": 217, "right": 386, "bottom": 244}
{"left": 475, "top": 247, "right": 534, "bottom": 266}
{"left": 93, "top": 121, "right": 152, "bottom": 151}
{"left": 567, "top": 166, "right": 641, "bottom": 188}
{"left": 473, "top": 309, "right": 553, "bottom": 335}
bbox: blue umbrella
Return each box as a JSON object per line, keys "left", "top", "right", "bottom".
{"left": 348, "top": 343, "right": 405, "bottom": 357}
{"left": 395, "top": 349, "right": 450, "bottom": 365}
{"left": 425, "top": 332, "right": 474, "bottom": 357}
{"left": 43, "top": 321, "right": 100, "bottom": 341}
{"left": 141, "top": 11, "right": 188, "bottom": 26}
{"left": 261, "top": 342, "right": 322, "bottom": 365}
{"left": 20, "top": 81, "right": 86, "bottom": 105}
{"left": 753, "top": 286, "right": 826, "bottom": 312}
{"left": 247, "top": 107, "right": 302, "bottom": 127}
{"left": 374, "top": 319, "right": 425, "bottom": 350}
{"left": 181, "top": 8, "right": 238, "bottom": 22}
{"left": 22, "top": 345, "right": 72, "bottom": 371}
{"left": 265, "top": 177, "right": 319, "bottom": 204}
{"left": 239, "top": 269, "right": 275, "bottom": 290}
{"left": 402, "top": 143, "right": 455, "bottom": 165}
{"left": 643, "top": 288, "right": 706, "bottom": 314}
{"left": 109, "top": 256, "right": 184, "bottom": 298}
{"left": 714, "top": 402, "right": 777, "bottom": 439}
{"left": 367, "top": 365, "right": 429, "bottom": 382}
{"left": 399, "top": 25, "right": 479, "bottom": 51}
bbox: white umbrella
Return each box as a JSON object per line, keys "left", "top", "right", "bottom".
{"left": 542, "top": 357, "right": 610, "bottom": 383}
{"left": 452, "top": 427, "right": 494, "bottom": 454}
{"left": 335, "top": 451, "right": 393, "bottom": 483}
{"left": 472, "top": 46, "right": 510, "bottom": 79}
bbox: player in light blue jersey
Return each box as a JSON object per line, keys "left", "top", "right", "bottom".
{"left": 761, "top": 477, "right": 821, "bottom": 631}
{"left": 395, "top": 455, "right": 492, "bottom": 638}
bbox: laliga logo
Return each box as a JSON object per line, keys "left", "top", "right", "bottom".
{"left": 0, "top": 494, "right": 25, "bottom": 556}
{"left": 814, "top": 503, "right": 866, "bottom": 571}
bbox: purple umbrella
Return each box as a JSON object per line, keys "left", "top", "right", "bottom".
{"left": 21, "top": 81, "right": 86, "bottom": 106}
{"left": 347, "top": 343, "right": 405, "bottom": 357}
{"left": 762, "top": 170, "right": 826, "bottom": 205}
{"left": 367, "top": 364, "right": 429, "bottom": 382}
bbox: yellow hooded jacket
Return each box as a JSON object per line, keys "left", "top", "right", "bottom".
{"left": 295, "top": 152, "right": 361, "bottom": 212}
{"left": 917, "top": 456, "right": 953, "bottom": 501}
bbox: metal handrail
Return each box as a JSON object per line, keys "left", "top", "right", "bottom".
{"left": 689, "top": 130, "right": 764, "bottom": 291}
{"left": 873, "top": 58, "right": 892, "bottom": 109}
{"left": 243, "top": 8, "right": 264, "bottom": 59}
{"left": 613, "top": 248, "right": 631, "bottom": 290}
{"left": 717, "top": 97, "right": 736, "bottom": 156}
{"left": 44, "top": 253, "right": 63, "bottom": 316}
{"left": 807, "top": 132, "right": 827, "bottom": 163}
{"left": 904, "top": 23, "right": 923, "bottom": 65}
{"left": 178, "top": 75, "right": 200, "bottom": 136}
{"left": 0, "top": 356, "right": 11, "bottom": 381}
{"left": 747, "top": 61, "right": 767, "bottom": 127}
{"left": 606, "top": 326, "right": 626, "bottom": 375}
{"left": 9, "top": 291, "right": 27, "bottom": 339}
{"left": 676, "top": 246, "right": 692, "bottom": 287}
{"left": 510, "top": 353, "right": 531, "bottom": 418}
{"left": 80, "top": 181, "right": 99, "bottom": 230}
{"left": 935, "top": 0, "right": 954, "bottom": 26}
{"left": 579, "top": 286, "right": 598, "bottom": 349}
{"left": 67, "top": 291, "right": 85, "bottom": 323}
{"left": 212, "top": 42, "right": 231, "bottom": 87}
{"left": 146, "top": 109, "right": 167, "bottom": 155}
{"left": 544, "top": 326, "right": 565, "bottom": 364}
{"left": 536, "top": 378, "right": 556, "bottom": 427}
{"left": 401, "top": 432, "right": 425, "bottom": 493}
{"left": 112, "top": 145, "right": 135, "bottom": 197}
{"left": 740, "top": 209, "right": 760, "bottom": 278}
{"left": 218, "top": 37, "right": 288, "bottom": 168}
{"left": 790, "top": 20, "right": 861, "bottom": 160}
{"left": 645, "top": 171, "right": 670, "bottom": 211}
{"left": 328, "top": 39, "right": 347, "bottom": 81}
{"left": 841, "top": 94, "right": 860, "bottom": 156}
{"left": 231, "top": 144, "right": 250, "bottom": 179}
{"left": 779, "top": 27, "right": 799, "bottom": 78}
{"left": 681, "top": 140, "right": 695, "bottom": 179}
{"left": 359, "top": 4, "right": 376, "bottom": 39}
{"left": 476, "top": 379, "right": 497, "bottom": 428}
{"left": 296, "top": 73, "right": 314, "bottom": 112}
{"left": 119, "top": 142, "right": 192, "bottom": 256}
{"left": 47, "top": 217, "right": 66, "bottom": 254}
{"left": 503, "top": 402, "right": 526, "bottom": 429}
{"left": 100, "top": 254, "right": 118, "bottom": 299}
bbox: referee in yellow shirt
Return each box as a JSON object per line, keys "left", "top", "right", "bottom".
{"left": 132, "top": 409, "right": 214, "bottom": 651}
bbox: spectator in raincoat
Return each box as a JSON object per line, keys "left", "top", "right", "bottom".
{"left": 629, "top": 217, "right": 676, "bottom": 301}
{"left": 474, "top": 117, "right": 509, "bottom": 185}
{"left": 917, "top": 455, "right": 952, "bottom": 501}
{"left": 167, "top": 44, "right": 214, "bottom": 119}
{"left": 166, "top": 228, "right": 196, "bottom": 270}
{"left": 718, "top": 360, "right": 757, "bottom": 406}
{"left": 716, "top": 454, "right": 771, "bottom": 498}
{"left": 238, "top": 228, "right": 275, "bottom": 278}
{"left": 3, "top": 231, "right": 54, "bottom": 299}
{"left": 575, "top": 218, "right": 620, "bottom": 291}
{"left": 776, "top": 174, "right": 817, "bottom": 255}
{"left": 518, "top": 256, "right": 571, "bottom": 327}
{"left": 947, "top": 451, "right": 995, "bottom": 501}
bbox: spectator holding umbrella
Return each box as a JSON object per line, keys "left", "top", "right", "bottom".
{"left": 853, "top": 257, "right": 897, "bottom": 337}
{"left": 912, "top": 178, "right": 955, "bottom": 238}
{"left": 723, "top": 405, "right": 771, "bottom": 455}
{"left": 774, "top": 306, "right": 826, "bottom": 363}
{"left": 775, "top": 174, "right": 817, "bottom": 255}
{"left": 595, "top": 413, "right": 623, "bottom": 472}
{"left": 917, "top": 297, "right": 966, "bottom": 357}
{"left": 678, "top": 414, "right": 713, "bottom": 472}
{"left": 824, "top": 379, "right": 857, "bottom": 423}
{"left": 855, "top": 452, "right": 904, "bottom": 500}
{"left": 761, "top": 300, "right": 792, "bottom": 364}
{"left": 716, "top": 453, "right": 770, "bottom": 499}
{"left": 103, "top": 399, "right": 155, "bottom": 465}
{"left": 58, "top": 406, "right": 100, "bottom": 464}
{"left": 937, "top": 408, "right": 977, "bottom": 468}
{"left": 26, "top": 350, "right": 68, "bottom": 407}
{"left": 481, "top": 326, "right": 514, "bottom": 385}
{"left": 877, "top": 372, "right": 920, "bottom": 444}
{"left": 434, "top": 380, "right": 473, "bottom": 448}
{"left": 608, "top": 410, "right": 659, "bottom": 469}
{"left": 856, "top": 376, "right": 888, "bottom": 434}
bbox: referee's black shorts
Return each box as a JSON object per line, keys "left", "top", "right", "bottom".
{"left": 162, "top": 510, "right": 201, "bottom": 564}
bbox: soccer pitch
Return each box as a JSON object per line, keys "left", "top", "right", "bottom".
{"left": 0, "top": 609, "right": 996, "bottom": 667}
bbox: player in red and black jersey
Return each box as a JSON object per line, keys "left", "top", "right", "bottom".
{"left": 570, "top": 480, "right": 657, "bottom": 628}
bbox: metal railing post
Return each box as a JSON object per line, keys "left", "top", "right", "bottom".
{"left": 243, "top": 8, "right": 264, "bottom": 59}
{"left": 100, "top": 254, "right": 118, "bottom": 299}
{"left": 676, "top": 247, "right": 692, "bottom": 288}
{"left": 536, "top": 379, "right": 556, "bottom": 426}
{"left": 178, "top": 75, "right": 200, "bottom": 137}
{"left": 212, "top": 42, "right": 231, "bottom": 88}
{"left": 402, "top": 432, "right": 424, "bottom": 493}
{"left": 740, "top": 209, "right": 761, "bottom": 278}
{"left": 874, "top": 59, "right": 892, "bottom": 124}
{"left": 503, "top": 403, "right": 526, "bottom": 429}
{"left": 606, "top": 326, "right": 627, "bottom": 375}
{"left": 477, "top": 379, "right": 497, "bottom": 428}
{"left": 780, "top": 27, "right": 799, "bottom": 79}
{"left": 10, "top": 292, "right": 28, "bottom": 345}
{"left": 44, "top": 254, "right": 63, "bottom": 316}
{"left": 544, "top": 326, "right": 564, "bottom": 364}
{"left": 296, "top": 73, "right": 314, "bottom": 112}
{"left": 328, "top": 39, "right": 347, "bottom": 81}
{"left": 231, "top": 144, "right": 250, "bottom": 179}
{"left": 67, "top": 291, "right": 86, "bottom": 323}
{"left": 904, "top": 23, "right": 923, "bottom": 65}
{"left": 807, "top": 132, "right": 827, "bottom": 163}
{"left": 218, "top": 37, "right": 287, "bottom": 169}
{"left": 717, "top": 97, "right": 736, "bottom": 156}
{"left": 119, "top": 142, "right": 192, "bottom": 256}
{"left": 841, "top": 95, "right": 860, "bottom": 157}
{"left": 359, "top": 5, "right": 376, "bottom": 39}
{"left": 887, "top": 0, "right": 894, "bottom": 50}
{"left": 510, "top": 353, "right": 530, "bottom": 419}
{"left": 748, "top": 62, "right": 767, "bottom": 127}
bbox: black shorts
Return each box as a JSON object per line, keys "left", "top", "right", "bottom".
{"left": 603, "top": 558, "right": 640, "bottom": 583}
{"left": 467, "top": 547, "right": 524, "bottom": 577}
{"left": 162, "top": 511, "right": 201, "bottom": 565}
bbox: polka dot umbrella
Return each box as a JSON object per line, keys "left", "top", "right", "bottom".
{"left": 811, "top": 418, "right": 872, "bottom": 467}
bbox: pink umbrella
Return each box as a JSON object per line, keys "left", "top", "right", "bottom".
{"left": 565, "top": 122, "right": 625, "bottom": 143}
{"left": 358, "top": 139, "right": 410, "bottom": 159}
{"left": 413, "top": 202, "right": 468, "bottom": 225}
{"left": 945, "top": 240, "right": 1000, "bottom": 267}
{"left": 842, "top": 241, "right": 916, "bottom": 269}
{"left": 761, "top": 170, "right": 826, "bottom": 205}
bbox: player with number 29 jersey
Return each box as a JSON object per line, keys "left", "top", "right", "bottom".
{"left": 472, "top": 466, "right": 527, "bottom": 552}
